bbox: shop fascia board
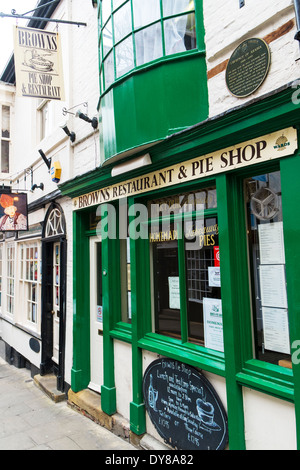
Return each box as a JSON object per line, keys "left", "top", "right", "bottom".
{"left": 59, "top": 83, "right": 300, "bottom": 199}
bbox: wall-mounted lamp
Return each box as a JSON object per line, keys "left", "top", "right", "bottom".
{"left": 31, "top": 183, "right": 44, "bottom": 192}
{"left": 76, "top": 110, "right": 98, "bottom": 130}
{"left": 61, "top": 124, "right": 76, "bottom": 143}
{"left": 38, "top": 149, "right": 51, "bottom": 170}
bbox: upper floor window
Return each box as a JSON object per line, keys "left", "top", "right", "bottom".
{"left": 1, "top": 105, "right": 10, "bottom": 173}
{"left": 37, "top": 99, "right": 52, "bottom": 141}
{"left": 100, "top": 0, "right": 197, "bottom": 92}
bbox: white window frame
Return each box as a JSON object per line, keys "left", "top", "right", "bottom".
{"left": 1, "top": 105, "right": 10, "bottom": 174}
{"left": 18, "top": 241, "right": 42, "bottom": 332}
{"left": 6, "top": 242, "right": 15, "bottom": 317}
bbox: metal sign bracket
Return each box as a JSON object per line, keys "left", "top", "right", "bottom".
{"left": 0, "top": 1, "right": 87, "bottom": 27}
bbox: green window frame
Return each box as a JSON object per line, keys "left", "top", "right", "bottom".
{"left": 99, "top": 0, "right": 199, "bottom": 93}
{"left": 218, "top": 159, "right": 297, "bottom": 403}
{"left": 129, "top": 181, "right": 226, "bottom": 377}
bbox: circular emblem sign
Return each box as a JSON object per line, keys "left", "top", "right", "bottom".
{"left": 226, "top": 38, "right": 271, "bottom": 98}
{"left": 143, "top": 358, "right": 228, "bottom": 450}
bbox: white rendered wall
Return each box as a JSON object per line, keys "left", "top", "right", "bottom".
{"left": 114, "top": 340, "right": 132, "bottom": 420}
{"left": 243, "top": 388, "right": 297, "bottom": 450}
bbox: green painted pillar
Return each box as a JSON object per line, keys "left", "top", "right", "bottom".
{"left": 71, "top": 210, "right": 91, "bottom": 392}
{"left": 280, "top": 139, "right": 300, "bottom": 450}
{"left": 217, "top": 174, "right": 246, "bottom": 450}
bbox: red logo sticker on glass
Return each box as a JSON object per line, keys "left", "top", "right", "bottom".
{"left": 214, "top": 246, "right": 220, "bottom": 267}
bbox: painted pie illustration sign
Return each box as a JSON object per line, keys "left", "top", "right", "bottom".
{"left": 14, "top": 26, "right": 65, "bottom": 100}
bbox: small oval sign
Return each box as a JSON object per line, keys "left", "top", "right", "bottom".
{"left": 225, "top": 38, "right": 271, "bottom": 98}
{"left": 29, "top": 337, "right": 40, "bottom": 353}
{"left": 143, "top": 358, "right": 228, "bottom": 450}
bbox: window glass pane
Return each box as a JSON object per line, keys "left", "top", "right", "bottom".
{"left": 113, "top": 0, "right": 126, "bottom": 10}
{"left": 2, "top": 106, "right": 10, "bottom": 138}
{"left": 133, "top": 0, "right": 161, "bottom": 28}
{"left": 104, "top": 51, "right": 115, "bottom": 88}
{"left": 102, "top": 0, "right": 111, "bottom": 25}
{"left": 163, "top": 0, "right": 194, "bottom": 16}
{"left": 115, "top": 36, "right": 134, "bottom": 78}
{"left": 185, "top": 216, "right": 221, "bottom": 346}
{"left": 113, "top": 2, "right": 132, "bottom": 43}
{"left": 149, "top": 188, "right": 217, "bottom": 219}
{"left": 103, "top": 18, "right": 113, "bottom": 52}
{"left": 164, "top": 13, "right": 197, "bottom": 55}
{"left": 120, "top": 237, "right": 131, "bottom": 323}
{"left": 245, "top": 171, "right": 291, "bottom": 366}
{"left": 96, "top": 243, "right": 102, "bottom": 307}
{"left": 151, "top": 223, "right": 180, "bottom": 338}
{"left": 135, "top": 24, "right": 163, "bottom": 66}
{"left": 1, "top": 140, "right": 9, "bottom": 173}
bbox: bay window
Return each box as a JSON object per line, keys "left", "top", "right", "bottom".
{"left": 100, "top": 0, "right": 197, "bottom": 92}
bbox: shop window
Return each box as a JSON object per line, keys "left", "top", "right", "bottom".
{"left": 245, "top": 171, "right": 291, "bottom": 366}
{"left": 100, "top": 0, "right": 197, "bottom": 92}
{"left": 1, "top": 105, "right": 10, "bottom": 173}
{"left": 20, "top": 242, "right": 41, "bottom": 326}
{"left": 0, "top": 243, "right": 2, "bottom": 309}
{"left": 148, "top": 187, "right": 222, "bottom": 351}
{"left": 6, "top": 243, "right": 15, "bottom": 315}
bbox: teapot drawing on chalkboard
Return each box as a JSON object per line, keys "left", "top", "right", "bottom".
{"left": 196, "top": 398, "right": 221, "bottom": 433}
{"left": 148, "top": 374, "right": 158, "bottom": 411}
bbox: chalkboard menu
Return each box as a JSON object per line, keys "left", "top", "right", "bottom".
{"left": 143, "top": 358, "right": 228, "bottom": 450}
{"left": 225, "top": 38, "right": 271, "bottom": 98}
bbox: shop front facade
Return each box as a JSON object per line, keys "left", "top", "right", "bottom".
{"left": 58, "top": 0, "right": 300, "bottom": 451}
{"left": 63, "top": 82, "right": 300, "bottom": 450}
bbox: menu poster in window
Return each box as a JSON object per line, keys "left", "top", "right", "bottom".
{"left": 258, "top": 222, "right": 285, "bottom": 265}
{"left": 203, "top": 298, "right": 224, "bottom": 352}
{"left": 259, "top": 264, "right": 288, "bottom": 309}
{"left": 208, "top": 267, "right": 221, "bottom": 287}
{"left": 262, "top": 307, "right": 290, "bottom": 354}
{"left": 168, "top": 276, "right": 180, "bottom": 309}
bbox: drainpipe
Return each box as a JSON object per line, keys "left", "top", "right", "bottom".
{"left": 294, "top": 0, "right": 300, "bottom": 41}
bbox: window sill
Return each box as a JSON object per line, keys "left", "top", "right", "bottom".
{"left": 138, "top": 332, "right": 225, "bottom": 377}
{"left": 236, "top": 359, "right": 294, "bottom": 402}
{"left": 110, "top": 321, "right": 132, "bottom": 343}
{"left": 0, "top": 313, "right": 41, "bottom": 339}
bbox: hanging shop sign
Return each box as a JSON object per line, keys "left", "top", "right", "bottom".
{"left": 143, "top": 358, "right": 228, "bottom": 450}
{"left": 0, "top": 193, "right": 28, "bottom": 231}
{"left": 13, "top": 26, "right": 65, "bottom": 100}
{"left": 73, "top": 127, "right": 297, "bottom": 210}
{"left": 225, "top": 38, "right": 271, "bottom": 98}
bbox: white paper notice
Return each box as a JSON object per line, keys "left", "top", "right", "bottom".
{"left": 258, "top": 222, "right": 285, "bottom": 265}
{"left": 208, "top": 267, "right": 221, "bottom": 287}
{"left": 168, "top": 277, "right": 180, "bottom": 309}
{"left": 203, "top": 297, "right": 224, "bottom": 352}
{"left": 262, "top": 307, "right": 290, "bottom": 354}
{"left": 259, "top": 264, "right": 288, "bottom": 309}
